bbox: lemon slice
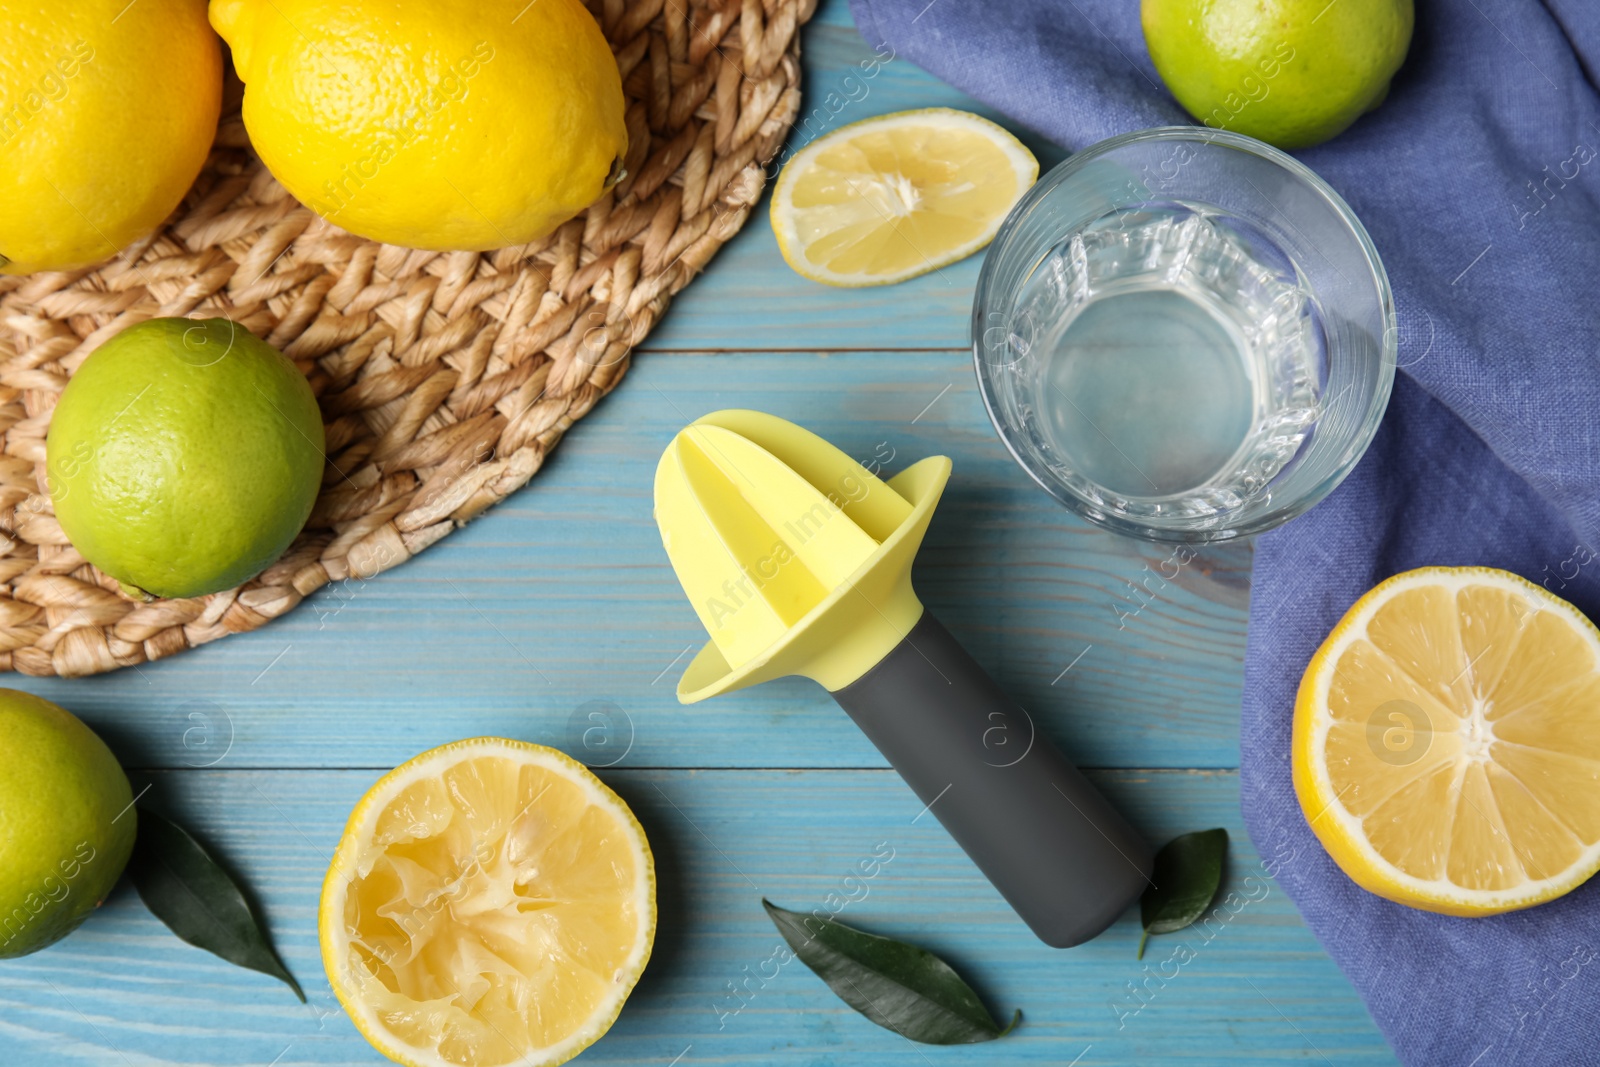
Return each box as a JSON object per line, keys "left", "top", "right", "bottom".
{"left": 320, "top": 738, "right": 655, "bottom": 1067}
{"left": 1294, "top": 567, "right": 1600, "bottom": 916}
{"left": 770, "top": 107, "right": 1038, "bottom": 287}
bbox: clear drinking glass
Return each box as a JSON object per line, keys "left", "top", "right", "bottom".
{"left": 972, "top": 127, "right": 1396, "bottom": 542}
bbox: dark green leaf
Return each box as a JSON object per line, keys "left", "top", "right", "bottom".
{"left": 1138, "top": 827, "right": 1228, "bottom": 958}
{"left": 126, "top": 808, "right": 304, "bottom": 1001}
{"left": 763, "top": 899, "right": 1018, "bottom": 1044}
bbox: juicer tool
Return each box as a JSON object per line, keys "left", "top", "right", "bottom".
{"left": 653, "top": 409, "right": 1152, "bottom": 947}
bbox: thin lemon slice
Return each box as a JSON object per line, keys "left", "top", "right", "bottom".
{"left": 1293, "top": 567, "right": 1600, "bottom": 916}
{"left": 320, "top": 738, "right": 655, "bottom": 1067}
{"left": 770, "top": 107, "right": 1038, "bottom": 287}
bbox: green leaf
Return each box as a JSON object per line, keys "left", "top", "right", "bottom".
{"left": 1138, "top": 827, "right": 1228, "bottom": 958}
{"left": 126, "top": 808, "right": 304, "bottom": 1001}
{"left": 762, "top": 899, "right": 1019, "bottom": 1044}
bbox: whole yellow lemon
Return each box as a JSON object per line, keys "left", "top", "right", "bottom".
{"left": 211, "top": 0, "right": 628, "bottom": 251}
{"left": 0, "top": 0, "right": 222, "bottom": 274}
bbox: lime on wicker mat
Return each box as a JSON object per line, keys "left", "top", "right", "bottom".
{"left": 47, "top": 318, "right": 323, "bottom": 600}
{"left": 0, "top": 0, "right": 812, "bottom": 678}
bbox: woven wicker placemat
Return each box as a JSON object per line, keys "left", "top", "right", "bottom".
{"left": 0, "top": 0, "right": 813, "bottom": 677}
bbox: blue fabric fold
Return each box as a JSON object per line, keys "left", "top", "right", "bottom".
{"left": 848, "top": 0, "right": 1600, "bottom": 1062}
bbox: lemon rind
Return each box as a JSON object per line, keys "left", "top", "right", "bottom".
{"left": 1293, "top": 566, "right": 1600, "bottom": 917}
{"left": 769, "top": 107, "right": 1039, "bottom": 288}
{"left": 318, "top": 737, "right": 656, "bottom": 1067}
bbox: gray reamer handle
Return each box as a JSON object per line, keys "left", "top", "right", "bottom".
{"left": 832, "top": 610, "right": 1152, "bottom": 948}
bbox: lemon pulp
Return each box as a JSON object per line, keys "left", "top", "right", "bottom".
{"left": 770, "top": 108, "right": 1037, "bottom": 287}
{"left": 321, "top": 739, "right": 654, "bottom": 1067}
{"left": 1294, "top": 567, "right": 1600, "bottom": 916}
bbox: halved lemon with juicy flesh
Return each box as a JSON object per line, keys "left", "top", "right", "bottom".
{"left": 770, "top": 107, "right": 1038, "bottom": 287}
{"left": 1294, "top": 567, "right": 1600, "bottom": 916}
{"left": 320, "top": 738, "right": 655, "bottom": 1067}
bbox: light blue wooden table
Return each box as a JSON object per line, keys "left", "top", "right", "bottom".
{"left": 0, "top": 2, "right": 1400, "bottom": 1063}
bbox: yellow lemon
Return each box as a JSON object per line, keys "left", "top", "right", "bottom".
{"left": 1142, "top": 0, "right": 1413, "bottom": 150}
{"left": 1294, "top": 567, "right": 1600, "bottom": 916}
{"left": 211, "top": 0, "right": 627, "bottom": 251}
{"left": 0, "top": 0, "right": 222, "bottom": 274}
{"left": 320, "top": 738, "right": 655, "bottom": 1067}
{"left": 770, "top": 108, "right": 1038, "bottom": 287}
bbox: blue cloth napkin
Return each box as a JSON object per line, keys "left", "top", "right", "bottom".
{"left": 849, "top": 0, "right": 1600, "bottom": 1062}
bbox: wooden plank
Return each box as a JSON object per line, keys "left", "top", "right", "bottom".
{"left": 0, "top": 767, "right": 1395, "bottom": 1065}
{"left": 10, "top": 352, "right": 1249, "bottom": 772}
{"left": 640, "top": 1, "right": 1071, "bottom": 353}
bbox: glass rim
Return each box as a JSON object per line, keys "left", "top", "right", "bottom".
{"left": 971, "top": 125, "right": 1398, "bottom": 544}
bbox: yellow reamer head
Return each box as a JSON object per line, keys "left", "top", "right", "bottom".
{"left": 653, "top": 410, "right": 951, "bottom": 702}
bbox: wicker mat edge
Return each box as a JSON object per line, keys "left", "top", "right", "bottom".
{"left": 0, "top": 0, "right": 816, "bottom": 677}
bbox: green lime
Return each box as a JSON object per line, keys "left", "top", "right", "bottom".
{"left": 0, "top": 689, "right": 135, "bottom": 958}
{"left": 47, "top": 317, "right": 324, "bottom": 599}
{"left": 1141, "top": 0, "right": 1413, "bottom": 150}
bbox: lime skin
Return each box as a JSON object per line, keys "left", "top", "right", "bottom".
{"left": 1142, "top": 0, "right": 1414, "bottom": 150}
{"left": 0, "top": 689, "right": 135, "bottom": 958}
{"left": 46, "top": 317, "right": 325, "bottom": 599}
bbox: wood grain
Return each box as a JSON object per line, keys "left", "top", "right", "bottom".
{"left": 10, "top": 352, "right": 1250, "bottom": 773}
{"left": 0, "top": 0, "right": 815, "bottom": 678}
{"left": 0, "top": 769, "right": 1394, "bottom": 1066}
{"left": 0, "top": 0, "right": 1398, "bottom": 1062}
{"left": 641, "top": 12, "right": 1071, "bottom": 353}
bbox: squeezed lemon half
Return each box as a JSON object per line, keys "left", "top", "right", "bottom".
{"left": 1294, "top": 567, "right": 1600, "bottom": 916}
{"left": 770, "top": 107, "right": 1038, "bottom": 287}
{"left": 320, "top": 738, "right": 655, "bottom": 1067}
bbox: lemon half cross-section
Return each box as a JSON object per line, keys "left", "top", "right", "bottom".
{"left": 1294, "top": 567, "right": 1600, "bottom": 916}
{"left": 771, "top": 108, "right": 1038, "bottom": 287}
{"left": 320, "top": 739, "right": 655, "bottom": 1067}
